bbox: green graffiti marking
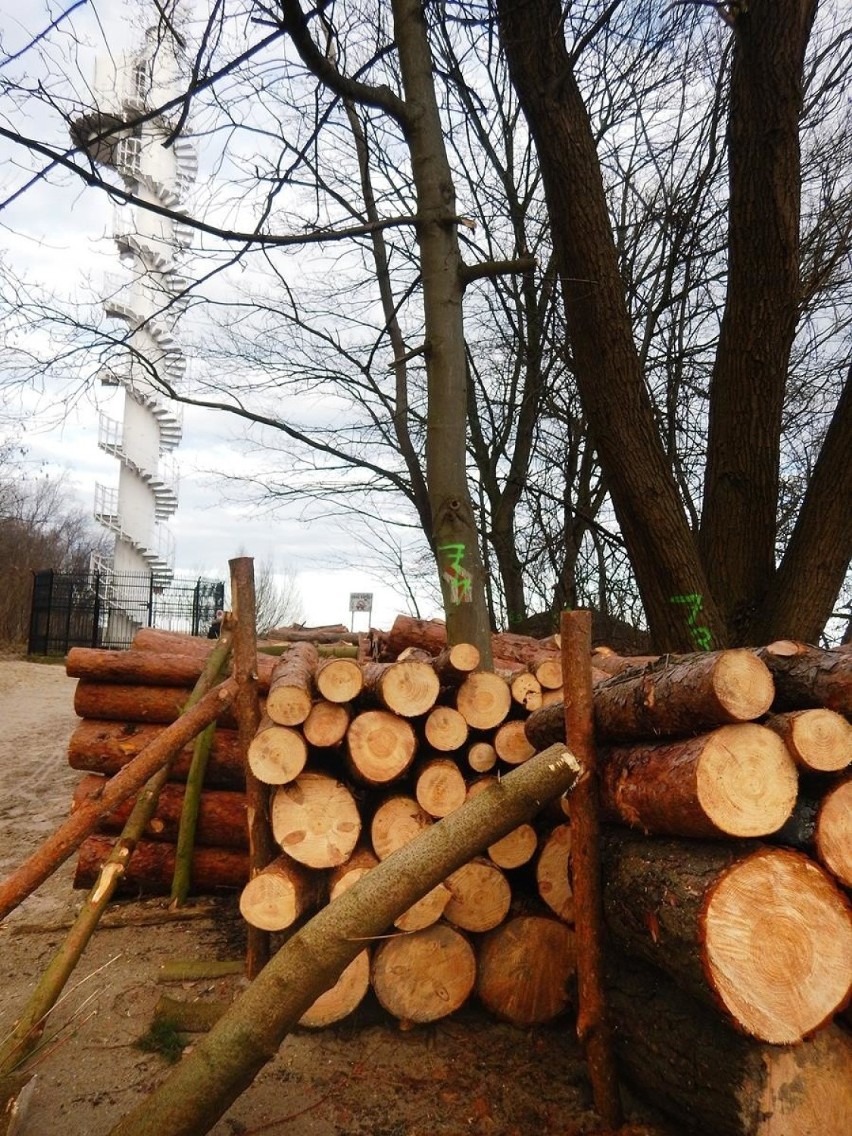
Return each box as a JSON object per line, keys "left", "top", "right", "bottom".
{"left": 438, "top": 542, "right": 473, "bottom": 605}
{"left": 669, "top": 593, "right": 712, "bottom": 651}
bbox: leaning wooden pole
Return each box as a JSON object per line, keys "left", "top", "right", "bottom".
{"left": 230, "top": 557, "right": 276, "bottom": 977}
{"left": 0, "top": 679, "right": 237, "bottom": 923}
{"left": 561, "top": 609, "right": 623, "bottom": 1127}
{"left": 108, "top": 743, "right": 584, "bottom": 1136}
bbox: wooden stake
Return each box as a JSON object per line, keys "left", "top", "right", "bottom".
{"left": 561, "top": 609, "right": 622, "bottom": 1127}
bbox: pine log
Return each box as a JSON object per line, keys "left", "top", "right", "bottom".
{"left": 763, "top": 708, "right": 852, "bottom": 772}
{"left": 444, "top": 857, "right": 511, "bottom": 932}
{"left": 430, "top": 643, "right": 481, "bottom": 684}
{"left": 467, "top": 740, "right": 497, "bottom": 773}
{"left": 302, "top": 700, "right": 351, "bottom": 749}
{"left": 266, "top": 623, "right": 355, "bottom": 643}
{"left": 371, "top": 923, "right": 476, "bottom": 1025}
{"left": 476, "top": 914, "right": 577, "bottom": 1026}
{"left": 67, "top": 719, "right": 244, "bottom": 789}
{"left": 383, "top": 615, "right": 449, "bottom": 658}
{"left": 393, "top": 883, "right": 452, "bottom": 932}
{"left": 124, "top": 632, "right": 277, "bottom": 689}
{"left": 466, "top": 777, "right": 537, "bottom": 868}
{"left": 539, "top": 687, "right": 564, "bottom": 708}
{"left": 590, "top": 649, "right": 659, "bottom": 676}
{"left": 602, "top": 835, "right": 852, "bottom": 1043}
{"left": 493, "top": 718, "right": 535, "bottom": 765}
{"left": 298, "top": 950, "right": 370, "bottom": 1028}
{"left": 360, "top": 660, "right": 440, "bottom": 718}
{"left": 505, "top": 669, "right": 543, "bottom": 711}
{"left": 608, "top": 951, "right": 852, "bottom": 1136}
{"left": 370, "top": 794, "right": 434, "bottom": 861}
{"left": 66, "top": 648, "right": 220, "bottom": 688}
{"left": 759, "top": 640, "right": 852, "bottom": 714}
{"left": 265, "top": 644, "right": 318, "bottom": 726}
{"left": 73, "top": 680, "right": 239, "bottom": 729}
{"left": 270, "top": 772, "right": 361, "bottom": 868}
{"left": 526, "top": 648, "right": 775, "bottom": 745}
{"left": 491, "top": 631, "right": 561, "bottom": 669}
{"left": 72, "top": 775, "right": 248, "bottom": 849}
{"left": 598, "top": 724, "right": 798, "bottom": 839}
{"left": 423, "top": 705, "right": 469, "bottom": 752}
{"left": 455, "top": 671, "right": 512, "bottom": 730}
{"left": 535, "top": 823, "right": 574, "bottom": 922}
{"left": 74, "top": 835, "right": 248, "bottom": 893}
{"left": 414, "top": 758, "right": 467, "bottom": 818}
{"left": 534, "top": 657, "right": 563, "bottom": 690}
{"left": 238, "top": 856, "right": 328, "bottom": 931}
{"left": 775, "top": 780, "right": 852, "bottom": 889}
{"left": 314, "top": 657, "right": 364, "bottom": 704}
{"left": 345, "top": 709, "right": 417, "bottom": 785}
{"left": 246, "top": 716, "right": 308, "bottom": 785}
{"left": 328, "top": 845, "right": 379, "bottom": 901}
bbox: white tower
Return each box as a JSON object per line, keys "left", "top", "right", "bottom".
{"left": 71, "top": 15, "right": 196, "bottom": 590}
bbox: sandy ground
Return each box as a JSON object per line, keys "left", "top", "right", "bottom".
{"left": 0, "top": 659, "right": 676, "bottom": 1136}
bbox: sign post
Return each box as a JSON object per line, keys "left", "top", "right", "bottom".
{"left": 349, "top": 592, "right": 373, "bottom": 631}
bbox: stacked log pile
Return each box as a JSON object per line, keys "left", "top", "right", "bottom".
{"left": 64, "top": 621, "right": 852, "bottom": 1132}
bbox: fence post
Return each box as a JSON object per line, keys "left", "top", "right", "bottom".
{"left": 91, "top": 571, "right": 101, "bottom": 649}
{"left": 147, "top": 572, "right": 155, "bottom": 628}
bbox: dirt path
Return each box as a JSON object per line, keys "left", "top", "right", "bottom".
{"left": 0, "top": 659, "right": 674, "bottom": 1136}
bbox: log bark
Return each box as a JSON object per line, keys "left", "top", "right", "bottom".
{"left": 759, "top": 640, "right": 852, "bottom": 713}
{"left": 65, "top": 647, "right": 245, "bottom": 689}
{"left": 414, "top": 758, "right": 466, "bottom": 818}
{"left": 124, "top": 632, "right": 278, "bottom": 689}
{"left": 72, "top": 776, "right": 248, "bottom": 849}
{"left": 302, "top": 700, "right": 351, "bottom": 749}
{"left": 526, "top": 648, "right": 775, "bottom": 745}
{"left": 0, "top": 680, "right": 236, "bottom": 921}
{"left": 270, "top": 772, "right": 361, "bottom": 869}
{"left": 67, "top": 720, "right": 244, "bottom": 789}
{"left": 598, "top": 724, "right": 798, "bottom": 839}
{"left": 73, "top": 680, "right": 239, "bottom": 728}
{"left": 105, "top": 741, "right": 583, "bottom": 1136}
{"left": 476, "top": 914, "right": 577, "bottom": 1026}
{"left": 383, "top": 615, "right": 449, "bottom": 658}
{"left": 444, "top": 857, "right": 511, "bottom": 932}
{"left": 74, "top": 836, "right": 248, "bottom": 893}
{"left": 423, "top": 705, "right": 468, "bottom": 752}
{"left": 314, "top": 657, "right": 364, "bottom": 704}
{"left": 371, "top": 923, "right": 476, "bottom": 1025}
{"left": 265, "top": 643, "right": 318, "bottom": 726}
{"left": 763, "top": 708, "right": 852, "bottom": 773}
{"left": 608, "top": 951, "right": 852, "bottom": 1136}
{"left": 455, "top": 671, "right": 512, "bottom": 730}
{"left": 246, "top": 716, "right": 308, "bottom": 785}
{"left": 360, "top": 660, "right": 440, "bottom": 718}
{"left": 345, "top": 709, "right": 417, "bottom": 785}
{"left": 298, "top": 950, "right": 370, "bottom": 1028}
{"left": 238, "top": 856, "right": 328, "bottom": 932}
{"left": 602, "top": 835, "right": 852, "bottom": 1043}
{"left": 535, "top": 822, "right": 574, "bottom": 923}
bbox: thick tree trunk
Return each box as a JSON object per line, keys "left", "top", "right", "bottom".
{"left": 74, "top": 835, "right": 248, "bottom": 893}
{"left": 72, "top": 775, "right": 248, "bottom": 849}
{"left": 476, "top": 915, "right": 577, "bottom": 1027}
{"left": 699, "top": 0, "right": 819, "bottom": 642}
{"left": 608, "top": 952, "right": 852, "bottom": 1136}
{"left": 602, "top": 835, "right": 852, "bottom": 1043}
{"left": 67, "top": 720, "right": 244, "bottom": 788}
{"left": 597, "top": 724, "right": 798, "bottom": 839}
{"left": 391, "top": 0, "right": 493, "bottom": 664}
{"left": 496, "top": 0, "right": 725, "bottom": 652}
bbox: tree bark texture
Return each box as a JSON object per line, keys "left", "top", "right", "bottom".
{"left": 601, "top": 834, "right": 852, "bottom": 1043}
{"left": 759, "top": 641, "right": 852, "bottom": 713}
{"left": 74, "top": 836, "right": 248, "bottom": 894}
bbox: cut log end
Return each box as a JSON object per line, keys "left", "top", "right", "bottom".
{"left": 270, "top": 772, "right": 361, "bottom": 868}
{"left": 371, "top": 923, "right": 476, "bottom": 1024}
{"left": 696, "top": 724, "right": 798, "bottom": 837}
{"left": 477, "top": 915, "right": 577, "bottom": 1027}
{"left": 703, "top": 848, "right": 852, "bottom": 1044}
{"left": 766, "top": 709, "right": 852, "bottom": 773}
{"left": 346, "top": 710, "right": 417, "bottom": 785}
{"left": 816, "top": 779, "right": 852, "bottom": 888}
{"left": 298, "top": 950, "right": 370, "bottom": 1028}
{"left": 713, "top": 650, "right": 776, "bottom": 721}
{"left": 444, "top": 858, "right": 511, "bottom": 933}
{"left": 455, "top": 672, "right": 512, "bottom": 730}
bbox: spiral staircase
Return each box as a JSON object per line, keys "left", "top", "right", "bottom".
{"left": 71, "top": 21, "right": 196, "bottom": 587}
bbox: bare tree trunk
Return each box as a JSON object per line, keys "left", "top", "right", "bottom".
{"left": 391, "top": 0, "right": 493, "bottom": 665}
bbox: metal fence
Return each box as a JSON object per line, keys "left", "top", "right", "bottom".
{"left": 28, "top": 570, "right": 225, "bottom": 655}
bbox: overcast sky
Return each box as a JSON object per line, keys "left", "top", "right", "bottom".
{"left": 3, "top": 0, "right": 436, "bottom": 631}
